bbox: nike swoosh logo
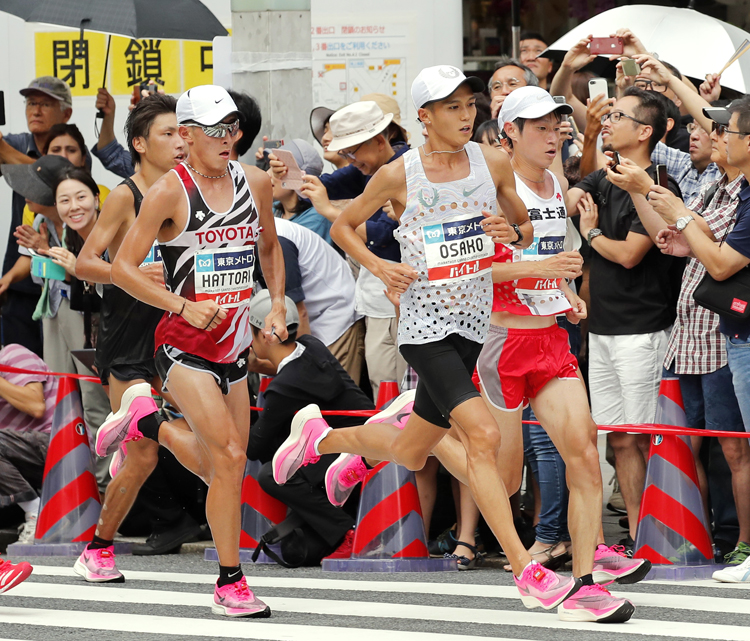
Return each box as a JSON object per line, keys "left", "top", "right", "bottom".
{"left": 462, "top": 184, "right": 483, "bottom": 197}
{"left": 228, "top": 570, "right": 241, "bottom": 578}
{"left": 215, "top": 99, "right": 223, "bottom": 104}
{"left": 396, "top": 413, "right": 410, "bottom": 423}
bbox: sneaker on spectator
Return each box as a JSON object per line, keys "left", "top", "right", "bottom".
{"left": 323, "top": 529, "right": 355, "bottom": 560}
{"left": 428, "top": 525, "right": 458, "bottom": 557}
{"left": 325, "top": 454, "right": 367, "bottom": 507}
{"left": 17, "top": 514, "right": 37, "bottom": 544}
{"left": 95, "top": 383, "right": 156, "bottom": 456}
{"left": 0, "top": 557, "right": 33, "bottom": 594}
{"left": 212, "top": 576, "right": 271, "bottom": 617}
{"left": 557, "top": 584, "right": 635, "bottom": 622}
{"left": 606, "top": 476, "right": 627, "bottom": 515}
{"left": 109, "top": 443, "right": 128, "bottom": 478}
{"left": 365, "top": 389, "right": 416, "bottom": 429}
{"left": 593, "top": 543, "right": 651, "bottom": 584}
{"left": 513, "top": 561, "right": 581, "bottom": 610}
{"left": 617, "top": 534, "right": 635, "bottom": 558}
{"left": 724, "top": 541, "right": 750, "bottom": 566}
{"left": 713, "top": 554, "right": 750, "bottom": 583}
{"left": 272, "top": 404, "right": 330, "bottom": 484}
{"left": 73, "top": 546, "right": 124, "bottom": 583}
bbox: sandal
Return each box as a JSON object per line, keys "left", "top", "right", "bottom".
{"left": 503, "top": 541, "right": 571, "bottom": 572}
{"left": 445, "top": 541, "right": 484, "bottom": 570}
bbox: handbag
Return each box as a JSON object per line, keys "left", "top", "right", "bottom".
{"left": 251, "top": 512, "right": 334, "bottom": 568}
{"left": 693, "top": 217, "right": 750, "bottom": 320}
{"left": 69, "top": 277, "right": 101, "bottom": 349}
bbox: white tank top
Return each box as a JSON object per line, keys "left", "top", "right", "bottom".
{"left": 492, "top": 170, "right": 571, "bottom": 317}
{"left": 395, "top": 142, "right": 497, "bottom": 346}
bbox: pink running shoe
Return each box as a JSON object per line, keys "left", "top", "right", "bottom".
{"left": 95, "top": 383, "right": 156, "bottom": 456}
{"left": 0, "top": 557, "right": 33, "bottom": 594}
{"left": 109, "top": 443, "right": 128, "bottom": 479}
{"left": 73, "top": 546, "right": 124, "bottom": 583}
{"left": 325, "top": 454, "right": 368, "bottom": 507}
{"left": 272, "top": 404, "right": 331, "bottom": 485}
{"left": 557, "top": 583, "right": 635, "bottom": 622}
{"left": 593, "top": 543, "right": 652, "bottom": 585}
{"left": 514, "top": 561, "right": 581, "bottom": 610}
{"left": 365, "top": 389, "right": 416, "bottom": 430}
{"left": 212, "top": 576, "right": 271, "bottom": 617}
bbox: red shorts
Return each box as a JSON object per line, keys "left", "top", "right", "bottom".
{"left": 473, "top": 324, "right": 579, "bottom": 411}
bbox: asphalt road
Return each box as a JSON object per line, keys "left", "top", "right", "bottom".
{"left": 1, "top": 551, "right": 749, "bottom": 641}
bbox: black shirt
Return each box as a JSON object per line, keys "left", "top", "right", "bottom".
{"left": 575, "top": 166, "right": 685, "bottom": 335}
{"left": 246, "top": 334, "right": 374, "bottom": 463}
{"left": 722, "top": 179, "right": 750, "bottom": 339}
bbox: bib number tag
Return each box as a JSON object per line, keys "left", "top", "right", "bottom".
{"left": 422, "top": 215, "right": 493, "bottom": 283}
{"left": 195, "top": 245, "right": 255, "bottom": 308}
{"left": 140, "top": 241, "right": 162, "bottom": 267}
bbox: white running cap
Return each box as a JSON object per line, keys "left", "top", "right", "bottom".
{"left": 411, "top": 65, "right": 484, "bottom": 110}
{"left": 498, "top": 86, "right": 572, "bottom": 133}
{"left": 177, "top": 85, "right": 239, "bottom": 126}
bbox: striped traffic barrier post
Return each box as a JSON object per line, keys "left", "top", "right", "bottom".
{"left": 633, "top": 376, "right": 716, "bottom": 580}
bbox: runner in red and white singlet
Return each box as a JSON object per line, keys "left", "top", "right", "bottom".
{"left": 105, "top": 85, "right": 287, "bottom": 618}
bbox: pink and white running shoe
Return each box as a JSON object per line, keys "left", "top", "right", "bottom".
{"left": 109, "top": 443, "right": 128, "bottom": 479}
{"left": 557, "top": 583, "right": 635, "bottom": 622}
{"left": 95, "top": 383, "right": 156, "bottom": 456}
{"left": 272, "top": 404, "right": 331, "bottom": 484}
{"left": 593, "top": 543, "right": 652, "bottom": 584}
{"left": 0, "top": 557, "right": 33, "bottom": 594}
{"left": 366, "top": 389, "right": 416, "bottom": 430}
{"left": 325, "top": 454, "right": 368, "bottom": 507}
{"left": 73, "top": 546, "right": 124, "bottom": 583}
{"left": 514, "top": 561, "right": 581, "bottom": 610}
{"left": 212, "top": 576, "right": 271, "bottom": 617}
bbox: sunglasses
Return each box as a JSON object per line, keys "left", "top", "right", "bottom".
{"left": 337, "top": 141, "right": 365, "bottom": 160}
{"left": 187, "top": 119, "right": 240, "bottom": 138}
{"left": 711, "top": 121, "right": 750, "bottom": 137}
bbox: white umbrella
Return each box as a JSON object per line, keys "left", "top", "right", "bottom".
{"left": 544, "top": 5, "right": 750, "bottom": 93}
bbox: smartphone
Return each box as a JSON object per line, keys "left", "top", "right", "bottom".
{"left": 567, "top": 116, "right": 580, "bottom": 139}
{"left": 552, "top": 95, "right": 566, "bottom": 104}
{"left": 590, "top": 37, "right": 624, "bottom": 55}
{"left": 273, "top": 148, "right": 305, "bottom": 191}
{"left": 611, "top": 151, "right": 621, "bottom": 173}
{"left": 588, "top": 78, "right": 609, "bottom": 101}
{"left": 139, "top": 82, "right": 160, "bottom": 96}
{"left": 256, "top": 139, "right": 284, "bottom": 171}
{"left": 621, "top": 59, "right": 640, "bottom": 77}
{"left": 0, "top": 91, "right": 5, "bottom": 127}
{"left": 656, "top": 164, "right": 668, "bottom": 188}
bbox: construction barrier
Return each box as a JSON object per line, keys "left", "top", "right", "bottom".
{"left": 633, "top": 377, "right": 716, "bottom": 580}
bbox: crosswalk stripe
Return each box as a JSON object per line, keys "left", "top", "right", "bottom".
{"left": 7, "top": 580, "right": 750, "bottom": 639}
{"left": 648, "top": 579, "right": 750, "bottom": 590}
{"left": 28, "top": 566, "right": 750, "bottom": 614}
{"left": 0, "top": 607, "right": 530, "bottom": 641}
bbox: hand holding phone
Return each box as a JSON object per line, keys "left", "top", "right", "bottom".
{"left": 656, "top": 164, "right": 668, "bottom": 188}
{"left": 590, "top": 37, "right": 624, "bottom": 55}
{"left": 610, "top": 151, "right": 622, "bottom": 174}
{"left": 588, "top": 78, "right": 609, "bottom": 101}
{"left": 256, "top": 139, "right": 284, "bottom": 171}
{"left": 621, "top": 59, "right": 640, "bottom": 77}
{"left": 272, "top": 149, "right": 305, "bottom": 191}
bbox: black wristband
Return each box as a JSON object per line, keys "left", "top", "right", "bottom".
{"left": 204, "top": 309, "right": 220, "bottom": 330}
{"left": 510, "top": 223, "right": 524, "bottom": 246}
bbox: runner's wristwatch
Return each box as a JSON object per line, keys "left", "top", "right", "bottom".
{"left": 510, "top": 223, "right": 524, "bottom": 246}
{"left": 587, "top": 228, "right": 603, "bottom": 245}
{"left": 675, "top": 215, "right": 694, "bottom": 231}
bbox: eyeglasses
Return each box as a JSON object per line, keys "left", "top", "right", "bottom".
{"left": 187, "top": 119, "right": 240, "bottom": 138}
{"left": 337, "top": 141, "right": 365, "bottom": 160}
{"left": 712, "top": 121, "right": 750, "bottom": 137}
{"left": 601, "top": 111, "right": 648, "bottom": 126}
{"left": 633, "top": 79, "right": 667, "bottom": 93}
{"left": 489, "top": 79, "right": 524, "bottom": 93}
{"left": 25, "top": 99, "right": 59, "bottom": 110}
{"left": 686, "top": 122, "right": 706, "bottom": 134}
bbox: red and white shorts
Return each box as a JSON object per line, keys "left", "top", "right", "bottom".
{"left": 474, "top": 324, "right": 579, "bottom": 411}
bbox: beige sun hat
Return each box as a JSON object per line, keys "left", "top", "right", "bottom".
{"left": 326, "top": 101, "right": 394, "bottom": 152}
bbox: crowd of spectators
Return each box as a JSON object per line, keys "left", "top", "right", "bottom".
{"left": 1, "top": 24, "right": 750, "bottom": 576}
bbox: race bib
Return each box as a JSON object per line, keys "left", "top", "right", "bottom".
{"left": 514, "top": 232, "right": 570, "bottom": 315}
{"left": 194, "top": 245, "right": 255, "bottom": 308}
{"left": 422, "top": 215, "right": 494, "bottom": 283}
{"left": 140, "top": 241, "right": 163, "bottom": 267}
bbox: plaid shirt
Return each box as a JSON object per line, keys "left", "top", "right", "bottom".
{"left": 664, "top": 173, "right": 744, "bottom": 375}
{"left": 652, "top": 141, "right": 721, "bottom": 205}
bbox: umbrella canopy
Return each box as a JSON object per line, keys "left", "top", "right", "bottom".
{"left": 0, "top": 0, "right": 227, "bottom": 41}
{"left": 544, "top": 5, "right": 750, "bottom": 94}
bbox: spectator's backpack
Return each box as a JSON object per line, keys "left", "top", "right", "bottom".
{"left": 252, "top": 512, "right": 334, "bottom": 568}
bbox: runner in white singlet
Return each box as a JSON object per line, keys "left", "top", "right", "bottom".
{"left": 272, "top": 66, "right": 584, "bottom": 612}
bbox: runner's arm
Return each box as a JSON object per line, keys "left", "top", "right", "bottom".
{"left": 491, "top": 251, "right": 583, "bottom": 283}
{"left": 246, "top": 165, "right": 288, "bottom": 342}
{"left": 76, "top": 185, "right": 133, "bottom": 284}
{"left": 484, "top": 147, "right": 533, "bottom": 247}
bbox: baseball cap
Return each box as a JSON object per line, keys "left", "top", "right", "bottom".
{"left": 498, "top": 86, "right": 573, "bottom": 133}
{"left": 177, "top": 85, "right": 240, "bottom": 126}
{"left": 280, "top": 139, "right": 323, "bottom": 176}
{"left": 703, "top": 106, "right": 731, "bottom": 125}
{"left": 247, "top": 289, "right": 300, "bottom": 332}
{"left": 2, "top": 155, "right": 74, "bottom": 207}
{"left": 310, "top": 106, "right": 336, "bottom": 146}
{"left": 20, "top": 76, "right": 72, "bottom": 107}
{"left": 327, "top": 101, "right": 393, "bottom": 153}
{"left": 411, "top": 65, "right": 484, "bottom": 110}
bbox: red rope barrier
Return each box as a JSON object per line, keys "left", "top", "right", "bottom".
{"left": 5, "top": 362, "right": 748, "bottom": 439}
